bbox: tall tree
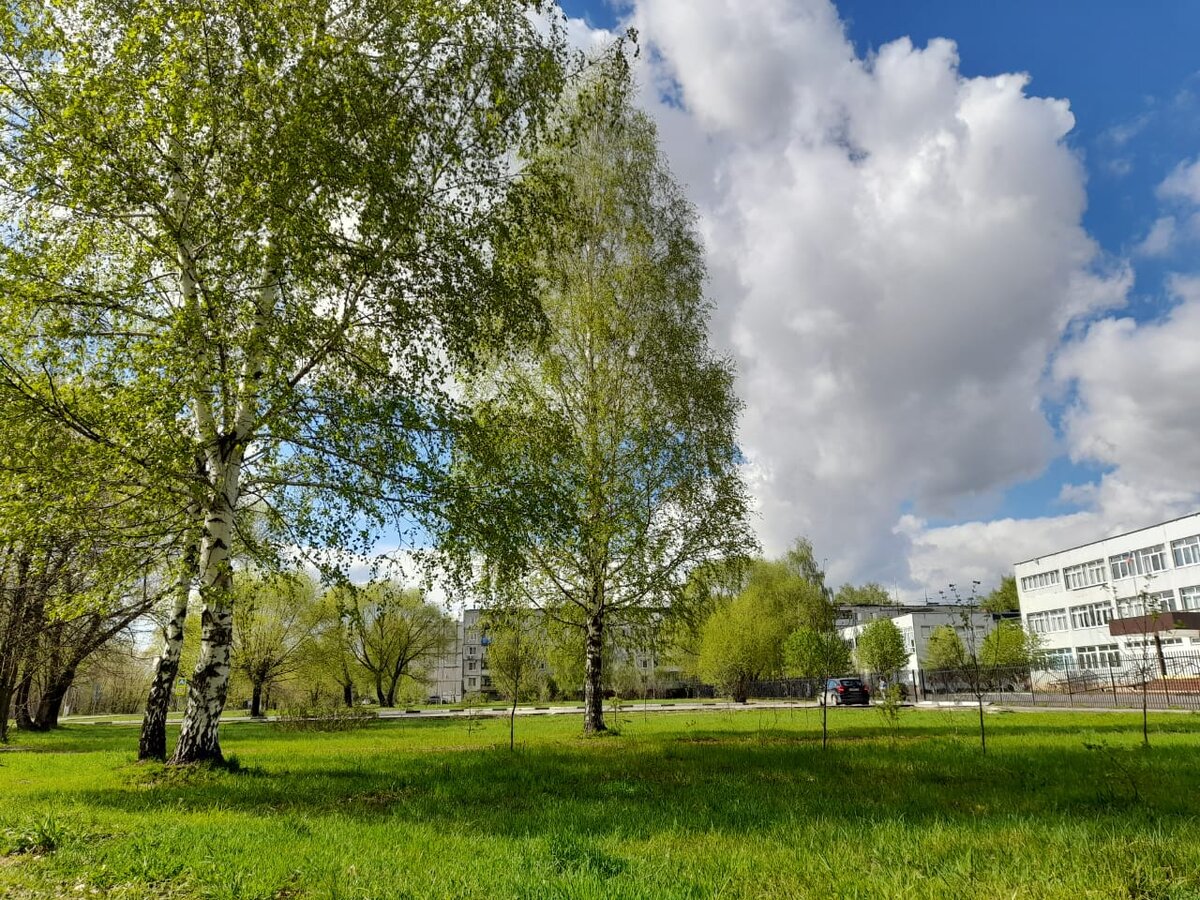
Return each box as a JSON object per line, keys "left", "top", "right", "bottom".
{"left": 834, "top": 583, "right": 895, "bottom": 607}
{"left": 854, "top": 619, "right": 909, "bottom": 680}
{"left": 445, "top": 48, "right": 754, "bottom": 733}
{"left": 697, "top": 591, "right": 779, "bottom": 703}
{"left": 697, "top": 558, "right": 829, "bottom": 702}
{"left": 982, "top": 576, "right": 1020, "bottom": 614}
{"left": 301, "top": 590, "right": 365, "bottom": 708}
{"left": 922, "top": 625, "right": 967, "bottom": 671}
{"left": 0, "top": 393, "right": 178, "bottom": 742}
{"left": 338, "top": 584, "right": 454, "bottom": 708}
{"left": 979, "top": 620, "right": 1040, "bottom": 668}
{"left": 232, "top": 572, "right": 320, "bottom": 717}
{"left": 0, "top": 0, "right": 566, "bottom": 762}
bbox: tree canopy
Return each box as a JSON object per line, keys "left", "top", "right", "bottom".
{"left": 0, "top": 0, "right": 566, "bottom": 762}
{"left": 783, "top": 628, "right": 852, "bottom": 680}
{"left": 444, "top": 48, "right": 754, "bottom": 733}
{"left": 982, "top": 577, "right": 1020, "bottom": 613}
{"left": 922, "top": 625, "right": 967, "bottom": 671}
{"left": 980, "top": 620, "right": 1041, "bottom": 668}
{"left": 854, "top": 619, "right": 909, "bottom": 677}
{"left": 337, "top": 584, "right": 454, "bottom": 708}
{"left": 697, "top": 556, "right": 833, "bottom": 701}
{"left": 834, "top": 583, "right": 895, "bottom": 607}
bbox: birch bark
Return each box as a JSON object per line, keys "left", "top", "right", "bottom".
{"left": 582, "top": 604, "right": 606, "bottom": 733}
{"left": 138, "top": 535, "right": 199, "bottom": 760}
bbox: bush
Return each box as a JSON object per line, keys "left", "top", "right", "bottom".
{"left": 274, "top": 704, "right": 377, "bottom": 732}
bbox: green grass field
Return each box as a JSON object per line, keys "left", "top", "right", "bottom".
{"left": 2, "top": 707, "right": 1199, "bottom": 899}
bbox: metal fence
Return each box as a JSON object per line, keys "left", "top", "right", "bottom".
{"left": 913, "top": 649, "right": 1200, "bottom": 711}
{"left": 740, "top": 650, "right": 1200, "bottom": 711}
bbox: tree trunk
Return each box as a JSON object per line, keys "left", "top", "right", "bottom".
{"left": 977, "top": 695, "right": 987, "bottom": 755}
{"left": 171, "top": 591, "right": 234, "bottom": 763}
{"left": 171, "top": 452, "right": 244, "bottom": 764}
{"left": 250, "top": 681, "right": 263, "bottom": 718}
{"left": 12, "top": 590, "right": 44, "bottom": 732}
{"left": 168, "top": 184, "right": 270, "bottom": 763}
{"left": 12, "top": 672, "right": 34, "bottom": 731}
{"left": 343, "top": 682, "right": 353, "bottom": 708}
{"left": 583, "top": 607, "right": 606, "bottom": 734}
{"left": 30, "top": 665, "right": 76, "bottom": 730}
{"left": 0, "top": 549, "right": 33, "bottom": 743}
{"left": 139, "top": 539, "right": 198, "bottom": 761}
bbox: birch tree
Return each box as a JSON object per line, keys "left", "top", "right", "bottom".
{"left": 484, "top": 607, "right": 546, "bottom": 750}
{"left": 0, "top": 0, "right": 565, "bottom": 762}
{"left": 446, "top": 49, "right": 754, "bottom": 733}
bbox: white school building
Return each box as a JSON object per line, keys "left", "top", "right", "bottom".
{"left": 1014, "top": 512, "right": 1200, "bottom": 671}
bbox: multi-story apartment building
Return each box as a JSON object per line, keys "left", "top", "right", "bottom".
{"left": 1014, "top": 512, "right": 1200, "bottom": 671}
{"left": 427, "top": 608, "right": 665, "bottom": 703}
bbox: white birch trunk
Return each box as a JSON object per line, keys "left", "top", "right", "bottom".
{"left": 170, "top": 266, "right": 277, "bottom": 764}
{"left": 164, "top": 126, "right": 278, "bottom": 762}
{"left": 170, "top": 459, "right": 242, "bottom": 763}
{"left": 583, "top": 604, "right": 606, "bottom": 733}
{"left": 138, "top": 535, "right": 199, "bottom": 761}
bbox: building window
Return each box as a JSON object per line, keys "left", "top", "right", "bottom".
{"left": 640, "top": 659, "right": 649, "bottom": 669}
{"left": 1027, "top": 609, "right": 1067, "bottom": 634}
{"left": 1137, "top": 545, "right": 1168, "bottom": 574}
{"left": 468, "top": 677, "right": 477, "bottom": 688}
{"left": 1172, "top": 535, "right": 1200, "bottom": 568}
{"left": 1042, "top": 648, "right": 1073, "bottom": 670}
{"left": 1076, "top": 644, "right": 1120, "bottom": 669}
{"left": 1070, "top": 601, "right": 1112, "bottom": 630}
{"left": 1119, "top": 590, "right": 1178, "bottom": 617}
{"left": 467, "top": 646, "right": 476, "bottom": 656}
{"left": 1153, "top": 589, "right": 1179, "bottom": 612}
{"left": 1110, "top": 544, "right": 1169, "bottom": 581}
{"left": 1064, "top": 559, "right": 1106, "bottom": 590}
{"left": 1109, "top": 553, "right": 1135, "bottom": 581}
{"left": 1020, "top": 570, "right": 1060, "bottom": 592}
{"left": 1117, "top": 596, "right": 1143, "bottom": 618}
{"left": 1125, "top": 636, "right": 1183, "bottom": 649}
{"left": 1179, "top": 585, "right": 1200, "bottom": 611}
{"left": 467, "top": 660, "right": 476, "bottom": 671}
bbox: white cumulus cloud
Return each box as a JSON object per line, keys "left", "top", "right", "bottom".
{"left": 628, "top": 0, "right": 1126, "bottom": 589}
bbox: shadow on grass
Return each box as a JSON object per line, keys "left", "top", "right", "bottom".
{"left": 54, "top": 720, "right": 1200, "bottom": 842}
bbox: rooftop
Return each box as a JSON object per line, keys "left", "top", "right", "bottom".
{"left": 1014, "top": 510, "right": 1200, "bottom": 567}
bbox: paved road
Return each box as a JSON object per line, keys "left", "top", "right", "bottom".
{"left": 67, "top": 698, "right": 1193, "bottom": 728}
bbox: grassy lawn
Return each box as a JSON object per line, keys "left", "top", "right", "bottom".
{"left": 2, "top": 708, "right": 1199, "bottom": 899}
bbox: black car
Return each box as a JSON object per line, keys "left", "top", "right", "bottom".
{"left": 820, "top": 677, "right": 871, "bottom": 706}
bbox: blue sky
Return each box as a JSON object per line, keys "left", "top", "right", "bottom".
{"left": 564, "top": 0, "right": 1200, "bottom": 321}
{"left": 549, "top": 1, "right": 1200, "bottom": 593}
